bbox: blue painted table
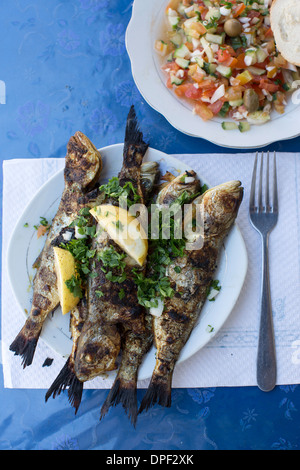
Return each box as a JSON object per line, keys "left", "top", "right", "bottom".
{"left": 0, "top": 0, "right": 299, "bottom": 450}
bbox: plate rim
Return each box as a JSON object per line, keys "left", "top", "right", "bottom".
{"left": 126, "top": 0, "right": 300, "bottom": 149}
{"left": 7, "top": 144, "right": 248, "bottom": 381}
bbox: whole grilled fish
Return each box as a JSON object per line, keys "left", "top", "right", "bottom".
{"left": 74, "top": 106, "right": 149, "bottom": 383}
{"left": 99, "top": 162, "right": 159, "bottom": 425}
{"left": 9, "top": 132, "right": 102, "bottom": 368}
{"left": 139, "top": 179, "right": 243, "bottom": 412}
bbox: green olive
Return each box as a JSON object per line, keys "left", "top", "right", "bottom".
{"left": 224, "top": 19, "right": 243, "bottom": 37}
{"left": 243, "top": 89, "right": 260, "bottom": 113}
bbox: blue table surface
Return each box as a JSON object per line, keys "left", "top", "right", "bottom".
{"left": 1, "top": 0, "right": 300, "bottom": 451}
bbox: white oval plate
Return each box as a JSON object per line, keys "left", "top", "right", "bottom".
{"left": 126, "top": 0, "right": 300, "bottom": 149}
{"left": 7, "top": 144, "right": 247, "bottom": 381}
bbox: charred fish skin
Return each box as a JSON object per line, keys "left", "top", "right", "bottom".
{"left": 9, "top": 132, "right": 102, "bottom": 368}
{"left": 74, "top": 106, "right": 149, "bottom": 383}
{"left": 100, "top": 303, "right": 154, "bottom": 426}
{"left": 139, "top": 180, "right": 243, "bottom": 412}
{"left": 45, "top": 296, "right": 88, "bottom": 414}
{"left": 98, "top": 163, "right": 160, "bottom": 424}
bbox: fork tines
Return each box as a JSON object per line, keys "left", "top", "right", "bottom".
{"left": 250, "top": 151, "right": 278, "bottom": 214}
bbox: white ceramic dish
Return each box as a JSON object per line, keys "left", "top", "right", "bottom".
{"left": 126, "top": 0, "right": 300, "bottom": 149}
{"left": 7, "top": 144, "right": 248, "bottom": 381}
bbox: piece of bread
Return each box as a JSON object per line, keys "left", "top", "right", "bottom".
{"left": 270, "top": 0, "right": 300, "bottom": 66}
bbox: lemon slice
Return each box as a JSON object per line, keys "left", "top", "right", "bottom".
{"left": 53, "top": 246, "right": 80, "bottom": 315}
{"left": 90, "top": 204, "right": 148, "bottom": 267}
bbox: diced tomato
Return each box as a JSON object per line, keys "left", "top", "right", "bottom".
{"left": 265, "top": 27, "right": 274, "bottom": 38}
{"left": 194, "top": 103, "right": 214, "bottom": 121}
{"left": 166, "top": 77, "right": 173, "bottom": 89}
{"left": 235, "top": 53, "right": 246, "bottom": 69}
{"left": 222, "top": 57, "right": 238, "bottom": 68}
{"left": 184, "top": 84, "right": 203, "bottom": 100}
{"left": 202, "top": 87, "right": 217, "bottom": 99}
{"left": 174, "top": 84, "right": 190, "bottom": 97}
{"left": 217, "top": 49, "right": 231, "bottom": 63}
{"left": 247, "top": 10, "right": 260, "bottom": 19}
{"left": 166, "top": 0, "right": 180, "bottom": 11}
{"left": 233, "top": 3, "right": 246, "bottom": 17}
{"left": 224, "top": 86, "right": 244, "bottom": 102}
{"left": 162, "top": 61, "right": 180, "bottom": 73}
{"left": 185, "top": 42, "right": 194, "bottom": 52}
{"left": 201, "top": 7, "right": 208, "bottom": 20}
{"left": 259, "top": 79, "right": 279, "bottom": 93}
{"left": 208, "top": 100, "right": 224, "bottom": 115}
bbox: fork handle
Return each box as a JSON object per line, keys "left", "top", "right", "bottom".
{"left": 256, "top": 233, "right": 276, "bottom": 392}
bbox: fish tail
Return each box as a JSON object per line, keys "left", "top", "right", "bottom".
{"left": 139, "top": 373, "right": 172, "bottom": 413}
{"left": 123, "top": 106, "right": 148, "bottom": 164}
{"left": 9, "top": 323, "right": 42, "bottom": 368}
{"left": 100, "top": 378, "right": 138, "bottom": 427}
{"left": 45, "top": 357, "right": 83, "bottom": 414}
{"left": 124, "top": 105, "right": 148, "bottom": 150}
{"left": 67, "top": 374, "right": 84, "bottom": 415}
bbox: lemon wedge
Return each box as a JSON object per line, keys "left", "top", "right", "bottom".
{"left": 90, "top": 204, "right": 148, "bottom": 267}
{"left": 53, "top": 246, "right": 80, "bottom": 315}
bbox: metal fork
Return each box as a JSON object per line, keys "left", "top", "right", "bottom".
{"left": 249, "top": 151, "right": 278, "bottom": 392}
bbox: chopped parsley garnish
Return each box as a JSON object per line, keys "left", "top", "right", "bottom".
{"left": 206, "top": 279, "right": 222, "bottom": 301}
{"left": 95, "top": 289, "right": 104, "bottom": 298}
{"left": 97, "top": 246, "right": 127, "bottom": 284}
{"left": 99, "top": 177, "right": 141, "bottom": 207}
{"left": 65, "top": 274, "right": 83, "bottom": 299}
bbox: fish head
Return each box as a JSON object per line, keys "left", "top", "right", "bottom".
{"left": 75, "top": 323, "right": 121, "bottom": 382}
{"left": 198, "top": 180, "right": 243, "bottom": 235}
{"left": 141, "top": 161, "right": 160, "bottom": 199}
{"left": 156, "top": 170, "right": 200, "bottom": 206}
{"left": 64, "top": 131, "right": 102, "bottom": 190}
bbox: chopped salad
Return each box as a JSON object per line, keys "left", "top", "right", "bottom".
{"left": 155, "top": 0, "right": 300, "bottom": 131}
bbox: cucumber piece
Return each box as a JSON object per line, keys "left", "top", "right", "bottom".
{"left": 256, "top": 47, "right": 268, "bottom": 63}
{"left": 174, "top": 44, "right": 190, "bottom": 59}
{"left": 216, "top": 64, "right": 232, "bottom": 78}
{"left": 244, "top": 49, "right": 257, "bottom": 66}
{"left": 218, "top": 102, "right": 230, "bottom": 117}
{"left": 166, "top": 52, "right": 174, "bottom": 62}
{"left": 229, "top": 98, "right": 244, "bottom": 107}
{"left": 194, "top": 56, "right": 204, "bottom": 68}
{"left": 169, "top": 15, "right": 180, "bottom": 29}
{"left": 205, "top": 33, "right": 224, "bottom": 45}
{"left": 170, "top": 32, "right": 183, "bottom": 47}
{"left": 247, "top": 66, "right": 266, "bottom": 76}
{"left": 175, "top": 58, "right": 190, "bottom": 69}
{"left": 203, "top": 61, "right": 217, "bottom": 75}
{"left": 222, "top": 121, "right": 239, "bottom": 130}
{"left": 170, "top": 73, "right": 184, "bottom": 86}
{"left": 238, "top": 122, "right": 251, "bottom": 132}
{"left": 247, "top": 111, "right": 271, "bottom": 125}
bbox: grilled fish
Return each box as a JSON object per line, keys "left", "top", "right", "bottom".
{"left": 139, "top": 179, "right": 243, "bottom": 412}
{"left": 99, "top": 162, "right": 159, "bottom": 425}
{"left": 10, "top": 133, "right": 102, "bottom": 368}
{"left": 45, "top": 296, "right": 88, "bottom": 413}
{"left": 100, "top": 314, "right": 153, "bottom": 426}
{"left": 74, "top": 106, "right": 149, "bottom": 383}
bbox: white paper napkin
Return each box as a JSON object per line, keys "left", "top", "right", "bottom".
{"left": 2, "top": 153, "right": 300, "bottom": 390}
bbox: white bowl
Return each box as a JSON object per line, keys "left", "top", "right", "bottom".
{"left": 126, "top": 0, "right": 300, "bottom": 148}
